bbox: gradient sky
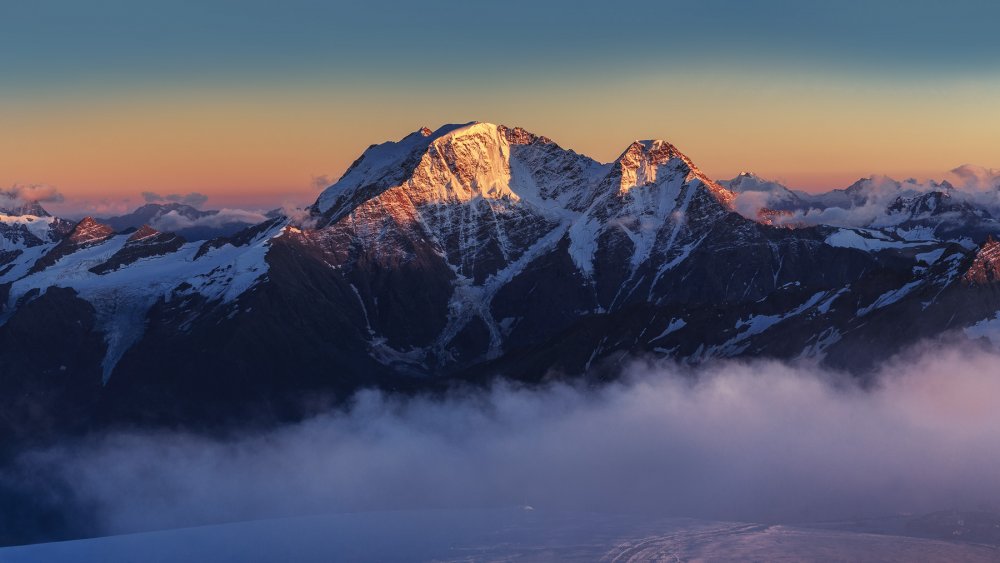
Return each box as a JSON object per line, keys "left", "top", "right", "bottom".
{"left": 3, "top": 0, "right": 1000, "bottom": 214}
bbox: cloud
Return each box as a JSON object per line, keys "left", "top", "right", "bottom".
{"left": 731, "top": 190, "right": 772, "bottom": 218}
{"left": 42, "top": 197, "right": 135, "bottom": 219}
{"left": 0, "top": 184, "right": 65, "bottom": 208}
{"left": 803, "top": 176, "right": 940, "bottom": 228}
{"left": 311, "top": 174, "right": 334, "bottom": 191}
{"left": 730, "top": 170, "right": 1000, "bottom": 229}
{"left": 278, "top": 203, "right": 319, "bottom": 229}
{"left": 949, "top": 164, "right": 1000, "bottom": 193}
{"left": 10, "top": 341, "right": 1000, "bottom": 537}
{"left": 150, "top": 208, "right": 268, "bottom": 232}
{"left": 141, "top": 191, "right": 210, "bottom": 208}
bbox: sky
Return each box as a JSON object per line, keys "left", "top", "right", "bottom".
{"left": 2, "top": 0, "right": 1000, "bottom": 214}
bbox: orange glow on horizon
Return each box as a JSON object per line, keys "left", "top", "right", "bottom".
{"left": 3, "top": 71, "right": 999, "bottom": 211}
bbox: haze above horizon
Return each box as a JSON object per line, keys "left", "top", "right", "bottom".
{"left": 3, "top": 0, "right": 999, "bottom": 215}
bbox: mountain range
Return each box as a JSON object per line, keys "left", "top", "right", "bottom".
{"left": 2, "top": 121, "right": 1000, "bottom": 440}
{"left": 95, "top": 202, "right": 266, "bottom": 241}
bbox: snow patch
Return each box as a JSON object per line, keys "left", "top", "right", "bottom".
{"left": 824, "top": 229, "right": 927, "bottom": 251}
{"left": 651, "top": 318, "right": 686, "bottom": 342}
{"left": 857, "top": 280, "right": 923, "bottom": 317}
{"left": 3, "top": 221, "right": 286, "bottom": 383}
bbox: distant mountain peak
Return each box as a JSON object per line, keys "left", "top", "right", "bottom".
{"left": 132, "top": 202, "right": 207, "bottom": 217}
{"left": 26, "top": 217, "right": 115, "bottom": 274}
{"left": 69, "top": 217, "right": 114, "bottom": 245}
{"left": 726, "top": 172, "right": 775, "bottom": 190}
{"left": 95, "top": 202, "right": 255, "bottom": 241}
{"left": 0, "top": 200, "right": 51, "bottom": 218}
{"left": 127, "top": 224, "right": 161, "bottom": 242}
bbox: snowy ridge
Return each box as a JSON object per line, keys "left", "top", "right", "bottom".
{"left": 2, "top": 217, "right": 286, "bottom": 382}
{"left": 0, "top": 213, "right": 61, "bottom": 247}
{"left": 315, "top": 123, "right": 471, "bottom": 218}
{"left": 724, "top": 171, "right": 1000, "bottom": 246}
{"left": 0, "top": 211, "right": 71, "bottom": 280}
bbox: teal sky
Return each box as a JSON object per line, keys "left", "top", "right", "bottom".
{"left": 6, "top": 1, "right": 1000, "bottom": 84}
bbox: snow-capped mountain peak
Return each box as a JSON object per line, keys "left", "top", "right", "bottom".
{"left": 725, "top": 172, "right": 781, "bottom": 192}
{"left": 313, "top": 122, "right": 476, "bottom": 218}
{"left": 312, "top": 122, "right": 611, "bottom": 229}
{"left": 604, "top": 139, "right": 735, "bottom": 210}
{"left": 0, "top": 201, "right": 51, "bottom": 217}
{"left": 613, "top": 139, "right": 685, "bottom": 192}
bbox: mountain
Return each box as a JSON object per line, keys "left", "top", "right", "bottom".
{"left": 98, "top": 202, "right": 262, "bottom": 240}
{"left": 0, "top": 122, "right": 999, "bottom": 441}
{"left": 721, "top": 172, "right": 809, "bottom": 210}
{"left": 0, "top": 201, "right": 51, "bottom": 217}
{"left": 875, "top": 189, "right": 1000, "bottom": 243}
{"left": 724, "top": 173, "right": 1000, "bottom": 243}
{"left": 0, "top": 202, "right": 74, "bottom": 279}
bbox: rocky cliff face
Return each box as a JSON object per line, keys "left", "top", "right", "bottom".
{"left": 964, "top": 236, "right": 1000, "bottom": 285}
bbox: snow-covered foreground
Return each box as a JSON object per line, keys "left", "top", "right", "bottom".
{"left": 1, "top": 509, "right": 996, "bottom": 562}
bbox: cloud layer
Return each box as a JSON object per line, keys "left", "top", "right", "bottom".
{"left": 950, "top": 164, "right": 1000, "bottom": 192}
{"left": 310, "top": 174, "right": 334, "bottom": 191}
{"left": 731, "top": 168, "right": 1000, "bottom": 229}
{"left": 0, "top": 184, "right": 64, "bottom": 210}
{"left": 141, "top": 191, "right": 209, "bottom": 208}
{"left": 150, "top": 208, "right": 267, "bottom": 232}
{"left": 13, "top": 342, "right": 1000, "bottom": 537}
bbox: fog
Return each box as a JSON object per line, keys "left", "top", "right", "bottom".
{"left": 140, "top": 191, "right": 210, "bottom": 208}
{"left": 14, "top": 342, "right": 1000, "bottom": 537}
{"left": 1, "top": 183, "right": 64, "bottom": 207}
{"left": 731, "top": 167, "right": 1000, "bottom": 229}
{"left": 150, "top": 208, "right": 268, "bottom": 231}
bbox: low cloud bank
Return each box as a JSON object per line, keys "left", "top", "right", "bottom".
{"left": 732, "top": 166, "right": 1000, "bottom": 228}
{"left": 950, "top": 164, "right": 1000, "bottom": 192}
{"left": 150, "top": 208, "right": 268, "bottom": 232}
{"left": 806, "top": 176, "right": 932, "bottom": 228}
{"left": 14, "top": 343, "right": 1000, "bottom": 536}
{"left": 310, "top": 174, "right": 334, "bottom": 191}
{"left": 0, "top": 184, "right": 64, "bottom": 210}
{"left": 141, "top": 191, "right": 209, "bottom": 208}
